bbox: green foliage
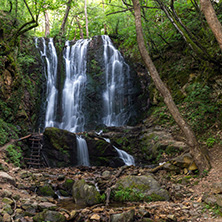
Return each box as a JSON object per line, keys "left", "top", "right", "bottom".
{"left": 113, "top": 186, "right": 165, "bottom": 202}
{"left": 182, "top": 83, "right": 218, "bottom": 133}
{"left": 0, "top": 119, "right": 18, "bottom": 146}
{"left": 206, "top": 137, "right": 216, "bottom": 148}
{"left": 6, "top": 144, "right": 23, "bottom": 167}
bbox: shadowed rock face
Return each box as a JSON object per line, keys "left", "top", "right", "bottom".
{"left": 43, "top": 127, "right": 124, "bottom": 168}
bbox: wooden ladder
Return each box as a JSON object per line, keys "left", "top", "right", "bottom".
{"left": 27, "top": 134, "right": 44, "bottom": 168}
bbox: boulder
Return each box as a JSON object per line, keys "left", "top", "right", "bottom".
{"left": 33, "top": 210, "right": 66, "bottom": 222}
{"left": 0, "top": 172, "right": 16, "bottom": 186}
{"left": 37, "top": 184, "right": 56, "bottom": 198}
{"left": 110, "top": 209, "right": 135, "bottom": 222}
{"left": 113, "top": 175, "right": 169, "bottom": 202}
{"left": 43, "top": 127, "right": 77, "bottom": 167}
{"left": 72, "top": 179, "right": 100, "bottom": 206}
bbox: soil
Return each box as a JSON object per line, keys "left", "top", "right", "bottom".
{"left": 1, "top": 143, "right": 222, "bottom": 221}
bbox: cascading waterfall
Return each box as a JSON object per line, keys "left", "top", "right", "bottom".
{"left": 61, "top": 39, "right": 90, "bottom": 166}
{"left": 35, "top": 38, "right": 58, "bottom": 128}
{"left": 102, "top": 35, "right": 131, "bottom": 126}
{"left": 36, "top": 35, "right": 136, "bottom": 166}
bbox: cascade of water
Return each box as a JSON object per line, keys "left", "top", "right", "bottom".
{"left": 102, "top": 35, "right": 131, "bottom": 127}
{"left": 101, "top": 134, "right": 135, "bottom": 166}
{"left": 60, "top": 39, "right": 89, "bottom": 133}
{"left": 114, "top": 146, "right": 135, "bottom": 166}
{"left": 36, "top": 38, "right": 58, "bottom": 128}
{"left": 61, "top": 39, "right": 90, "bottom": 166}
{"left": 76, "top": 135, "right": 90, "bottom": 166}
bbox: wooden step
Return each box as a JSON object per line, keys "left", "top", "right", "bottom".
{"left": 27, "top": 162, "right": 42, "bottom": 166}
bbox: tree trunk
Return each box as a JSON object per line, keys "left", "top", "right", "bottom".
{"left": 76, "top": 17, "right": 84, "bottom": 39}
{"left": 132, "top": 0, "right": 211, "bottom": 174}
{"left": 200, "top": 0, "right": 222, "bottom": 52}
{"left": 60, "top": 0, "right": 72, "bottom": 35}
{"left": 84, "top": 0, "right": 89, "bottom": 38}
{"left": 44, "top": 10, "right": 50, "bottom": 37}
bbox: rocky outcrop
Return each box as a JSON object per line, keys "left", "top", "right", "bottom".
{"left": 72, "top": 179, "right": 101, "bottom": 206}
{"left": 43, "top": 127, "right": 77, "bottom": 167}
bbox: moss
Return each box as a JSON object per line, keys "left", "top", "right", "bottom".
{"left": 38, "top": 185, "right": 56, "bottom": 198}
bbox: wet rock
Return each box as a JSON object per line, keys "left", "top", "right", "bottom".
{"left": 113, "top": 175, "right": 169, "bottom": 202}
{"left": 72, "top": 179, "right": 100, "bottom": 206}
{"left": 37, "top": 184, "right": 56, "bottom": 198}
{"left": 0, "top": 172, "right": 15, "bottom": 186}
{"left": 43, "top": 127, "right": 77, "bottom": 167}
{"left": 110, "top": 209, "right": 135, "bottom": 222}
{"left": 33, "top": 210, "right": 66, "bottom": 222}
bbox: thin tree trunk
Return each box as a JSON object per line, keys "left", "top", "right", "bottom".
{"left": 60, "top": 0, "right": 72, "bottom": 35}
{"left": 132, "top": 0, "right": 210, "bottom": 174}
{"left": 76, "top": 17, "right": 84, "bottom": 39}
{"left": 200, "top": 0, "right": 222, "bottom": 52}
{"left": 44, "top": 10, "right": 50, "bottom": 37}
{"left": 84, "top": 0, "right": 89, "bottom": 38}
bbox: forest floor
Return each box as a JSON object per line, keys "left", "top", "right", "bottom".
{"left": 1, "top": 143, "right": 222, "bottom": 221}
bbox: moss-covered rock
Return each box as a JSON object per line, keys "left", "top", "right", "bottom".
{"left": 113, "top": 175, "right": 169, "bottom": 202}
{"left": 43, "top": 127, "right": 77, "bottom": 167}
{"left": 37, "top": 184, "right": 56, "bottom": 198}
{"left": 72, "top": 179, "right": 101, "bottom": 206}
{"left": 33, "top": 210, "right": 66, "bottom": 222}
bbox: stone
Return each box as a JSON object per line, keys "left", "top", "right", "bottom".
{"left": 72, "top": 179, "right": 100, "bottom": 206}
{"left": 216, "top": 194, "right": 222, "bottom": 207}
{"left": 114, "top": 175, "right": 169, "bottom": 202}
{"left": 37, "top": 184, "right": 56, "bottom": 198}
{"left": 57, "top": 174, "right": 65, "bottom": 181}
{"left": 211, "top": 182, "right": 222, "bottom": 194}
{"left": 33, "top": 210, "right": 66, "bottom": 222}
{"left": 110, "top": 210, "right": 135, "bottom": 222}
{"left": 203, "top": 195, "right": 217, "bottom": 206}
{"left": 38, "top": 202, "right": 57, "bottom": 210}
{"left": 3, "top": 204, "right": 13, "bottom": 215}
{"left": 102, "top": 170, "right": 111, "bottom": 178}
{"left": 19, "top": 170, "right": 32, "bottom": 179}
{"left": 0, "top": 172, "right": 16, "bottom": 186}
{"left": 1, "top": 190, "right": 12, "bottom": 198}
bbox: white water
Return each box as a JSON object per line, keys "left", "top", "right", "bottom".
{"left": 76, "top": 135, "right": 90, "bottom": 166}
{"left": 102, "top": 135, "right": 135, "bottom": 166}
{"left": 61, "top": 39, "right": 90, "bottom": 166}
{"left": 35, "top": 38, "right": 58, "bottom": 128}
{"left": 114, "top": 146, "right": 135, "bottom": 166}
{"left": 102, "top": 35, "right": 131, "bottom": 126}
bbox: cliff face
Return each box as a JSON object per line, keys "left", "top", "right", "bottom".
{"left": 0, "top": 11, "right": 43, "bottom": 145}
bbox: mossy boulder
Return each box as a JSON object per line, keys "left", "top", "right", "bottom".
{"left": 43, "top": 127, "right": 77, "bottom": 167}
{"left": 37, "top": 184, "right": 56, "bottom": 198}
{"left": 72, "top": 179, "right": 101, "bottom": 206}
{"left": 113, "top": 175, "right": 169, "bottom": 202}
{"left": 33, "top": 210, "right": 66, "bottom": 222}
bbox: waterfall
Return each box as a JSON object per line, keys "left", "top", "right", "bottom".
{"left": 36, "top": 36, "right": 136, "bottom": 167}
{"left": 102, "top": 35, "right": 131, "bottom": 127}
{"left": 35, "top": 38, "right": 58, "bottom": 128}
{"left": 61, "top": 39, "right": 90, "bottom": 166}
{"left": 60, "top": 39, "right": 89, "bottom": 133}
{"left": 99, "top": 134, "right": 135, "bottom": 166}
{"left": 114, "top": 146, "right": 135, "bottom": 166}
